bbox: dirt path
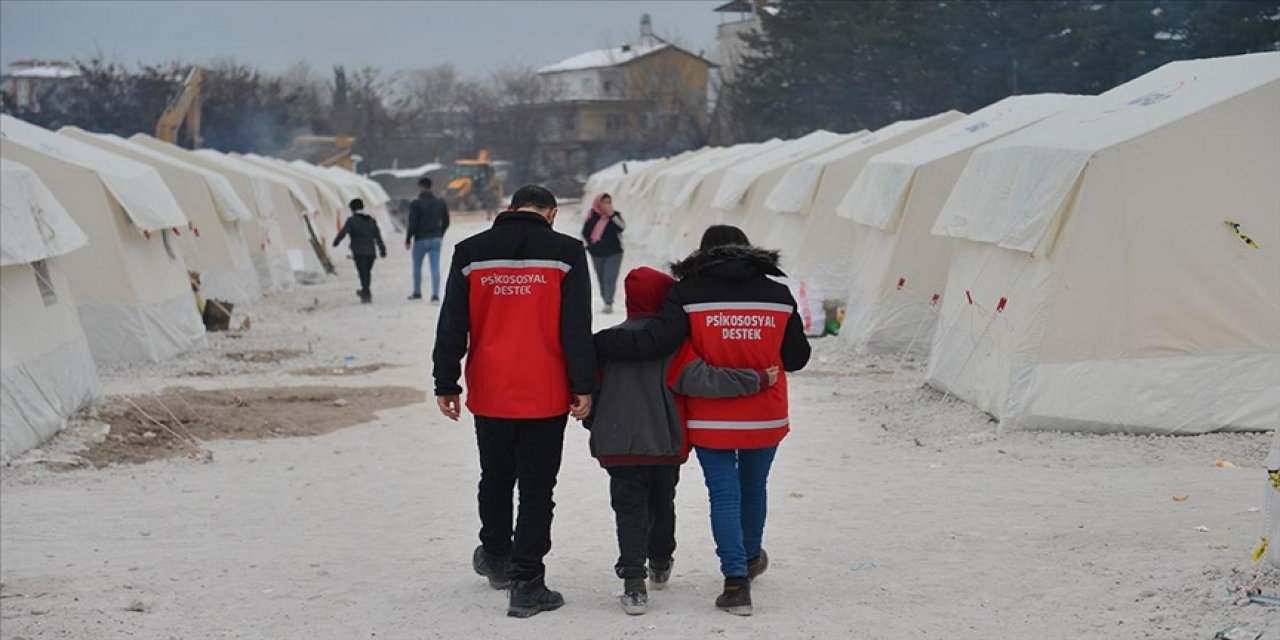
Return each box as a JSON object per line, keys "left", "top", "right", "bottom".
{"left": 1, "top": 213, "right": 1276, "bottom": 639}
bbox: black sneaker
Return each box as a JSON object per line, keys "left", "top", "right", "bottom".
{"left": 715, "top": 577, "right": 752, "bottom": 616}
{"left": 747, "top": 549, "right": 769, "bottom": 582}
{"left": 408, "top": 293, "right": 423, "bottom": 301}
{"left": 507, "top": 577, "right": 564, "bottom": 618}
{"left": 648, "top": 559, "right": 673, "bottom": 590}
{"left": 471, "top": 545, "right": 510, "bottom": 590}
{"left": 620, "top": 578, "right": 648, "bottom": 615}
{"left": 430, "top": 296, "right": 440, "bottom": 305}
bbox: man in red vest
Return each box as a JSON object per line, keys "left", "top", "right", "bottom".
{"left": 593, "top": 225, "right": 811, "bottom": 616}
{"left": 433, "top": 185, "right": 595, "bottom": 618}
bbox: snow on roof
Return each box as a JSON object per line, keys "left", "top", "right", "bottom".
{"left": 4, "top": 64, "right": 80, "bottom": 79}
{"left": 538, "top": 42, "right": 670, "bottom": 74}
{"left": 369, "top": 162, "right": 446, "bottom": 179}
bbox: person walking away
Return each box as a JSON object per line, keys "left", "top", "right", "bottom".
{"left": 589, "top": 265, "right": 777, "bottom": 615}
{"left": 332, "top": 198, "right": 387, "bottom": 304}
{"left": 405, "top": 177, "right": 450, "bottom": 302}
{"left": 593, "top": 225, "right": 811, "bottom": 616}
{"left": 433, "top": 185, "right": 595, "bottom": 618}
{"left": 582, "top": 193, "right": 625, "bottom": 314}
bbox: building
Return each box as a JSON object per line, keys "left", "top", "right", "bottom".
{"left": 1, "top": 60, "right": 81, "bottom": 113}
{"left": 527, "top": 15, "right": 716, "bottom": 185}
{"left": 709, "top": 0, "right": 775, "bottom": 144}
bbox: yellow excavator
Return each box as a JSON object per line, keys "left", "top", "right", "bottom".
{"left": 287, "top": 135, "right": 357, "bottom": 170}
{"left": 445, "top": 149, "right": 505, "bottom": 214}
{"left": 155, "top": 67, "right": 204, "bottom": 148}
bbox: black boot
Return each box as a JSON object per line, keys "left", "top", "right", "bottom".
{"left": 471, "top": 545, "right": 510, "bottom": 590}
{"left": 747, "top": 549, "right": 769, "bottom": 581}
{"left": 620, "top": 578, "right": 648, "bottom": 615}
{"left": 715, "top": 577, "right": 752, "bottom": 616}
{"left": 648, "top": 559, "right": 673, "bottom": 590}
{"left": 507, "top": 576, "right": 564, "bottom": 618}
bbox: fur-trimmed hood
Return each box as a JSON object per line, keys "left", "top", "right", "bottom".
{"left": 670, "top": 245, "right": 785, "bottom": 281}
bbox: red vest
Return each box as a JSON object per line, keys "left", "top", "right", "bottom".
{"left": 464, "top": 259, "right": 571, "bottom": 418}
{"left": 682, "top": 301, "right": 793, "bottom": 449}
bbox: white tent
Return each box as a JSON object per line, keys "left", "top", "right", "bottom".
{"left": 833, "top": 94, "right": 1087, "bottom": 355}
{"left": 655, "top": 140, "right": 789, "bottom": 259}
{"left": 0, "top": 157, "right": 101, "bottom": 460}
{"left": 927, "top": 52, "right": 1280, "bottom": 434}
{"left": 193, "top": 149, "right": 328, "bottom": 282}
{"left": 238, "top": 153, "right": 346, "bottom": 254}
{"left": 130, "top": 134, "right": 296, "bottom": 292}
{"left": 1, "top": 115, "right": 206, "bottom": 364}
{"left": 614, "top": 149, "right": 717, "bottom": 246}
{"left": 714, "top": 130, "right": 864, "bottom": 244}
{"left": 766, "top": 112, "right": 964, "bottom": 293}
{"left": 62, "top": 128, "right": 263, "bottom": 304}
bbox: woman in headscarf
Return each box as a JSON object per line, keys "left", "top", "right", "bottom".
{"left": 582, "top": 193, "right": 625, "bottom": 314}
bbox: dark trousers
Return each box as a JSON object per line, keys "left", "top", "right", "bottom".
{"left": 607, "top": 465, "right": 680, "bottom": 580}
{"left": 475, "top": 415, "right": 567, "bottom": 581}
{"left": 353, "top": 254, "right": 376, "bottom": 294}
{"left": 591, "top": 253, "right": 623, "bottom": 306}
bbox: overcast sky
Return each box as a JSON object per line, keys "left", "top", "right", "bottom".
{"left": 0, "top": 1, "right": 727, "bottom": 77}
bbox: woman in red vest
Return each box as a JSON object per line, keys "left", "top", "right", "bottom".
{"left": 594, "top": 225, "right": 811, "bottom": 616}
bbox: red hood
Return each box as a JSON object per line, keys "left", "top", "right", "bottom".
{"left": 625, "top": 266, "right": 675, "bottom": 318}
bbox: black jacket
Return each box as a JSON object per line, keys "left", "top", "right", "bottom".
{"left": 432, "top": 211, "right": 596, "bottom": 416}
{"left": 581, "top": 211, "right": 625, "bottom": 257}
{"left": 593, "top": 245, "right": 811, "bottom": 372}
{"left": 333, "top": 212, "right": 386, "bottom": 257}
{"left": 406, "top": 192, "right": 450, "bottom": 242}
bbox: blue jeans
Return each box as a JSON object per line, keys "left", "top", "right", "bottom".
{"left": 695, "top": 445, "right": 778, "bottom": 578}
{"left": 412, "top": 236, "right": 443, "bottom": 298}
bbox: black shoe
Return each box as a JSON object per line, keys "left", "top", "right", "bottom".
{"left": 715, "top": 577, "right": 752, "bottom": 616}
{"left": 747, "top": 549, "right": 769, "bottom": 582}
{"left": 507, "top": 577, "right": 564, "bottom": 618}
{"left": 408, "top": 293, "right": 423, "bottom": 300}
{"left": 648, "top": 559, "right": 673, "bottom": 590}
{"left": 472, "top": 545, "right": 510, "bottom": 590}
{"left": 620, "top": 578, "right": 648, "bottom": 615}
{"left": 430, "top": 296, "right": 440, "bottom": 305}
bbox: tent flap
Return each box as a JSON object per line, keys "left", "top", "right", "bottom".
{"left": 0, "top": 157, "right": 88, "bottom": 266}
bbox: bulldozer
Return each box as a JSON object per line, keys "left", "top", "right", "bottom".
{"left": 445, "top": 149, "right": 506, "bottom": 214}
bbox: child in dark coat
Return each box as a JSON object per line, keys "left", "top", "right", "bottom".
{"left": 333, "top": 198, "right": 387, "bottom": 304}
{"left": 588, "top": 266, "right": 775, "bottom": 615}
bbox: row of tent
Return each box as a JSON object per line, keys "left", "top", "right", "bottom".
{"left": 0, "top": 114, "right": 392, "bottom": 459}
{"left": 586, "top": 52, "right": 1279, "bottom": 437}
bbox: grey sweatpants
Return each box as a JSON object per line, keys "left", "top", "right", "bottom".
{"left": 591, "top": 253, "right": 624, "bottom": 306}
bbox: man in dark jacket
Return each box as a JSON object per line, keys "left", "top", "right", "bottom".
{"left": 589, "top": 265, "right": 773, "bottom": 616}
{"left": 332, "top": 198, "right": 387, "bottom": 304}
{"left": 405, "top": 177, "right": 450, "bottom": 302}
{"left": 432, "top": 185, "right": 595, "bottom": 619}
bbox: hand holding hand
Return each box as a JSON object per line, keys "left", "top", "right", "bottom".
{"left": 766, "top": 366, "right": 780, "bottom": 387}
{"left": 569, "top": 394, "right": 593, "bottom": 420}
{"left": 437, "top": 395, "right": 462, "bottom": 421}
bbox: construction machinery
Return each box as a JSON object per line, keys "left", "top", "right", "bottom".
{"left": 445, "top": 149, "right": 505, "bottom": 213}
{"left": 285, "top": 135, "right": 357, "bottom": 170}
{"left": 154, "top": 67, "right": 204, "bottom": 148}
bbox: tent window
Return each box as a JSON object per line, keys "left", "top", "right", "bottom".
{"left": 161, "top": 229, "right": 177, "bottom": 261}
{"left": 32, "top": 260, "right": 57, "bottom": 306}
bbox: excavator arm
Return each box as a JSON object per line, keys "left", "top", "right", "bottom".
{"left": 155, "top": 67, "right": 204, "bottom": 147}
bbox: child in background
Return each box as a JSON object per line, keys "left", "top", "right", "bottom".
{"left": 588, "top": 266, "right": 776, "bottom": 615}
{"left": 333, "top": 198, "right": 387, "bottom": 304}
